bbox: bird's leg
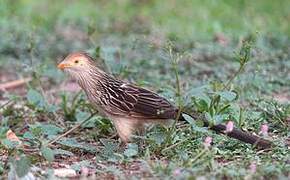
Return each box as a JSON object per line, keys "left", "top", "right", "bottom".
{"left": 111, "top": 118, "right": 136, "bottom": 148}
{"left": 119, "top": 141, "right": 128, "bottom": 152}
{"left": 136, "top": 124, "right": 146, "bottom": 150}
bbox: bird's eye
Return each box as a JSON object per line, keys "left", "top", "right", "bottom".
{"left": 74, "top": 60, "right": 79, "bottom": 64}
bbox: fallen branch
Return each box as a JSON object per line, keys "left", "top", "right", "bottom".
{"left": 47, "top": 112, "right": 98, "bottom": 146}
{"left": 0, "top": 100, "right": 12, "bottom": 110}
{"left": 0, "top": 77, "right": 32, "bottom": 90}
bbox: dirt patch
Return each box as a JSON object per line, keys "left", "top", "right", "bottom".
{"left": 273, "top": 92, "right": 290, "bottom": 104}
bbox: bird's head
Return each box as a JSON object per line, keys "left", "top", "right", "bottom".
{"left": 57, "top": 52, "right": 106, "bottom": 86}
{"left": 57, "top": 52, "right": 94, "bottom": 72}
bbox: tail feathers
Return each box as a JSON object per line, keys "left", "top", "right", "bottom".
{"left": 179, "top": 113, "right": 272, "bottom": 149}
{"left": 210, "top": 124, "right": 272, "bottom": 149}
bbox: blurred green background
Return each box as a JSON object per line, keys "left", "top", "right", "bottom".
{"left": 1, "top": 0, "right": 290, "bottom": 40}
{"left": 1, "top": 0, "right": 289, "bottom": 92}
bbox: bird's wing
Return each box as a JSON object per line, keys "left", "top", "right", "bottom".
{"left": 103, "top": 82, "right": 177, "bottom": 120}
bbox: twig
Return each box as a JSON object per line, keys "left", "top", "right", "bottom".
{"left": 190, "top": 149, "right": 207, "bottom": 164}
{"left": 161, "top": 137, "right": 190, "bottom": 153}
{"left": 0, "top": 100, "right": 12, "bottom": 110}
{"left": 171, "top": 47, "right": 183, "bottom": 124}
{"left": 163, "top": 43, "right": 184, "bottom": 147}
{"left": 47, "top": 112, "right": 98, "bottom": 146}
{"left": 0, "top": 78, "right": 31, "bottom": 90}
{"left": 223, "top": 65, "right": 244, "bottom": 90}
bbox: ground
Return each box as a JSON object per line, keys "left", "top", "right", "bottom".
{"left": 0, "top": 0, "right": 289, "bottom": 179}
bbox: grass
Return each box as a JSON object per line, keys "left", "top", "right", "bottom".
{"left": 0, "top": 0, "right": 289, "bottom": 179}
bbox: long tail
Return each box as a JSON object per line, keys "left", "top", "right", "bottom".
{"left": 179, "top": 114, "right": 272, "bottom": 149}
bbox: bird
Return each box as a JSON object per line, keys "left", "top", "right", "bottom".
{"left": 57, "top": 52, "right": 271, "bottom": 149}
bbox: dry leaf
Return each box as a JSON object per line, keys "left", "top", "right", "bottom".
{"left": 54, "top": 168, "right": 77, "bottom": 178}
{"left": 6, "top": 129, "right": 22, "bottom": 144}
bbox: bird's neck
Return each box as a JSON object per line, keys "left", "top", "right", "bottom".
{"left": 76, "top": 66, "right": 113, "bottom": 100}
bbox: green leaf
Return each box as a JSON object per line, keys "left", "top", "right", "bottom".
{"left": 182, "top": 114, "right": 208, "bottom": 133}
{"left": 218, "top": 91, "right": 237, "bottom": 101}
{"left": 212, "top": 114, "right": 226, "bottom": 124}
{"left": 76, "top": 111, "right": 90, "bottom": 122}
{"left": 15, "top": 155, "right": 31, "bottom": 177}
{"left": 59, "top": 138, "right": 96, "bottom": 153}
{"left": 218, "top": 104, "right": 231, "bottom": 114}
{"left": 150, "top": 131, "right": 166, "bottom": 145}
{"left": 22, "top": 132, "right": 36, "bottom": 140}
{"left": 182, "top": 114, "right": 194, "bottom": 124}
{"left": 41, "top": 124, "right": 63, "bottom": 136}
{"left": 186, "top": 86, "right": 211, "bottom": 106}
{"left": 205, "top": 112, "right": 212, "bottom": 122}
{"left": 70, "top": 160, "right": 91, "bottom": 171}
{"left": 53, "top": 149, "right": 74, "bottom": 156}
{"left": 0, "top": 162, "right": 3, "bottom": 175}
{"left": 76, "top": 111, "right": 97, "bottom": 128}
{"left": 47, "top": 104, "right": 59, "bottom": 113}
{"left": 191, "top": 124, "right": 208, "bottom": 133}
{"left": 99, "top": 139, "right": 122, "bottom": 161}
{"left": 100, "top": 138, "right": 119, "bottom": 154}
{"left": 196, "top": 99, "right": 209, "bottom": 111}
{"left": 94, "top": 46, "right": 101, "bottom": 58}
{"left": 195, "top": 119, "right": 205, "bottom": 127}
{"left": 27, "top": 89, "right": 46, "bottom": 108}
{"left": 1, "top": 139, "right": 20, "bottom": 149}
{"left": 29, "top": 125, "right": 42, "bottom": 137}
{"left": 41, "top": 147, "right": 55, "bottom": 162}
{"left": 124, "top": 143, "right": 138, "bottom": 158}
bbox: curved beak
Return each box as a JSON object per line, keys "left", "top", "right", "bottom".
{"left": 57, "top": 62, "right": 71, "bottom": 70}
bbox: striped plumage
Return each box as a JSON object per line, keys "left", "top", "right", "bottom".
{"left": 58, "top": 52, "right": 272, "bottom": 149}
{"left": 58, "top": 52, "right": 178, "bottom": 142}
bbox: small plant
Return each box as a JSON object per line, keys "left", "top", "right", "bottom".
{"left": 60, "top": 91, "right": 82, "bottom": 121}
{"left": 186, "top": 37, "right": 256, "bottom": 129}
{"left": 157, "top": 37, "right": 257, "bottom": 157}
{"left": 162, "top": 41, "right": 185, "bottom": 148}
